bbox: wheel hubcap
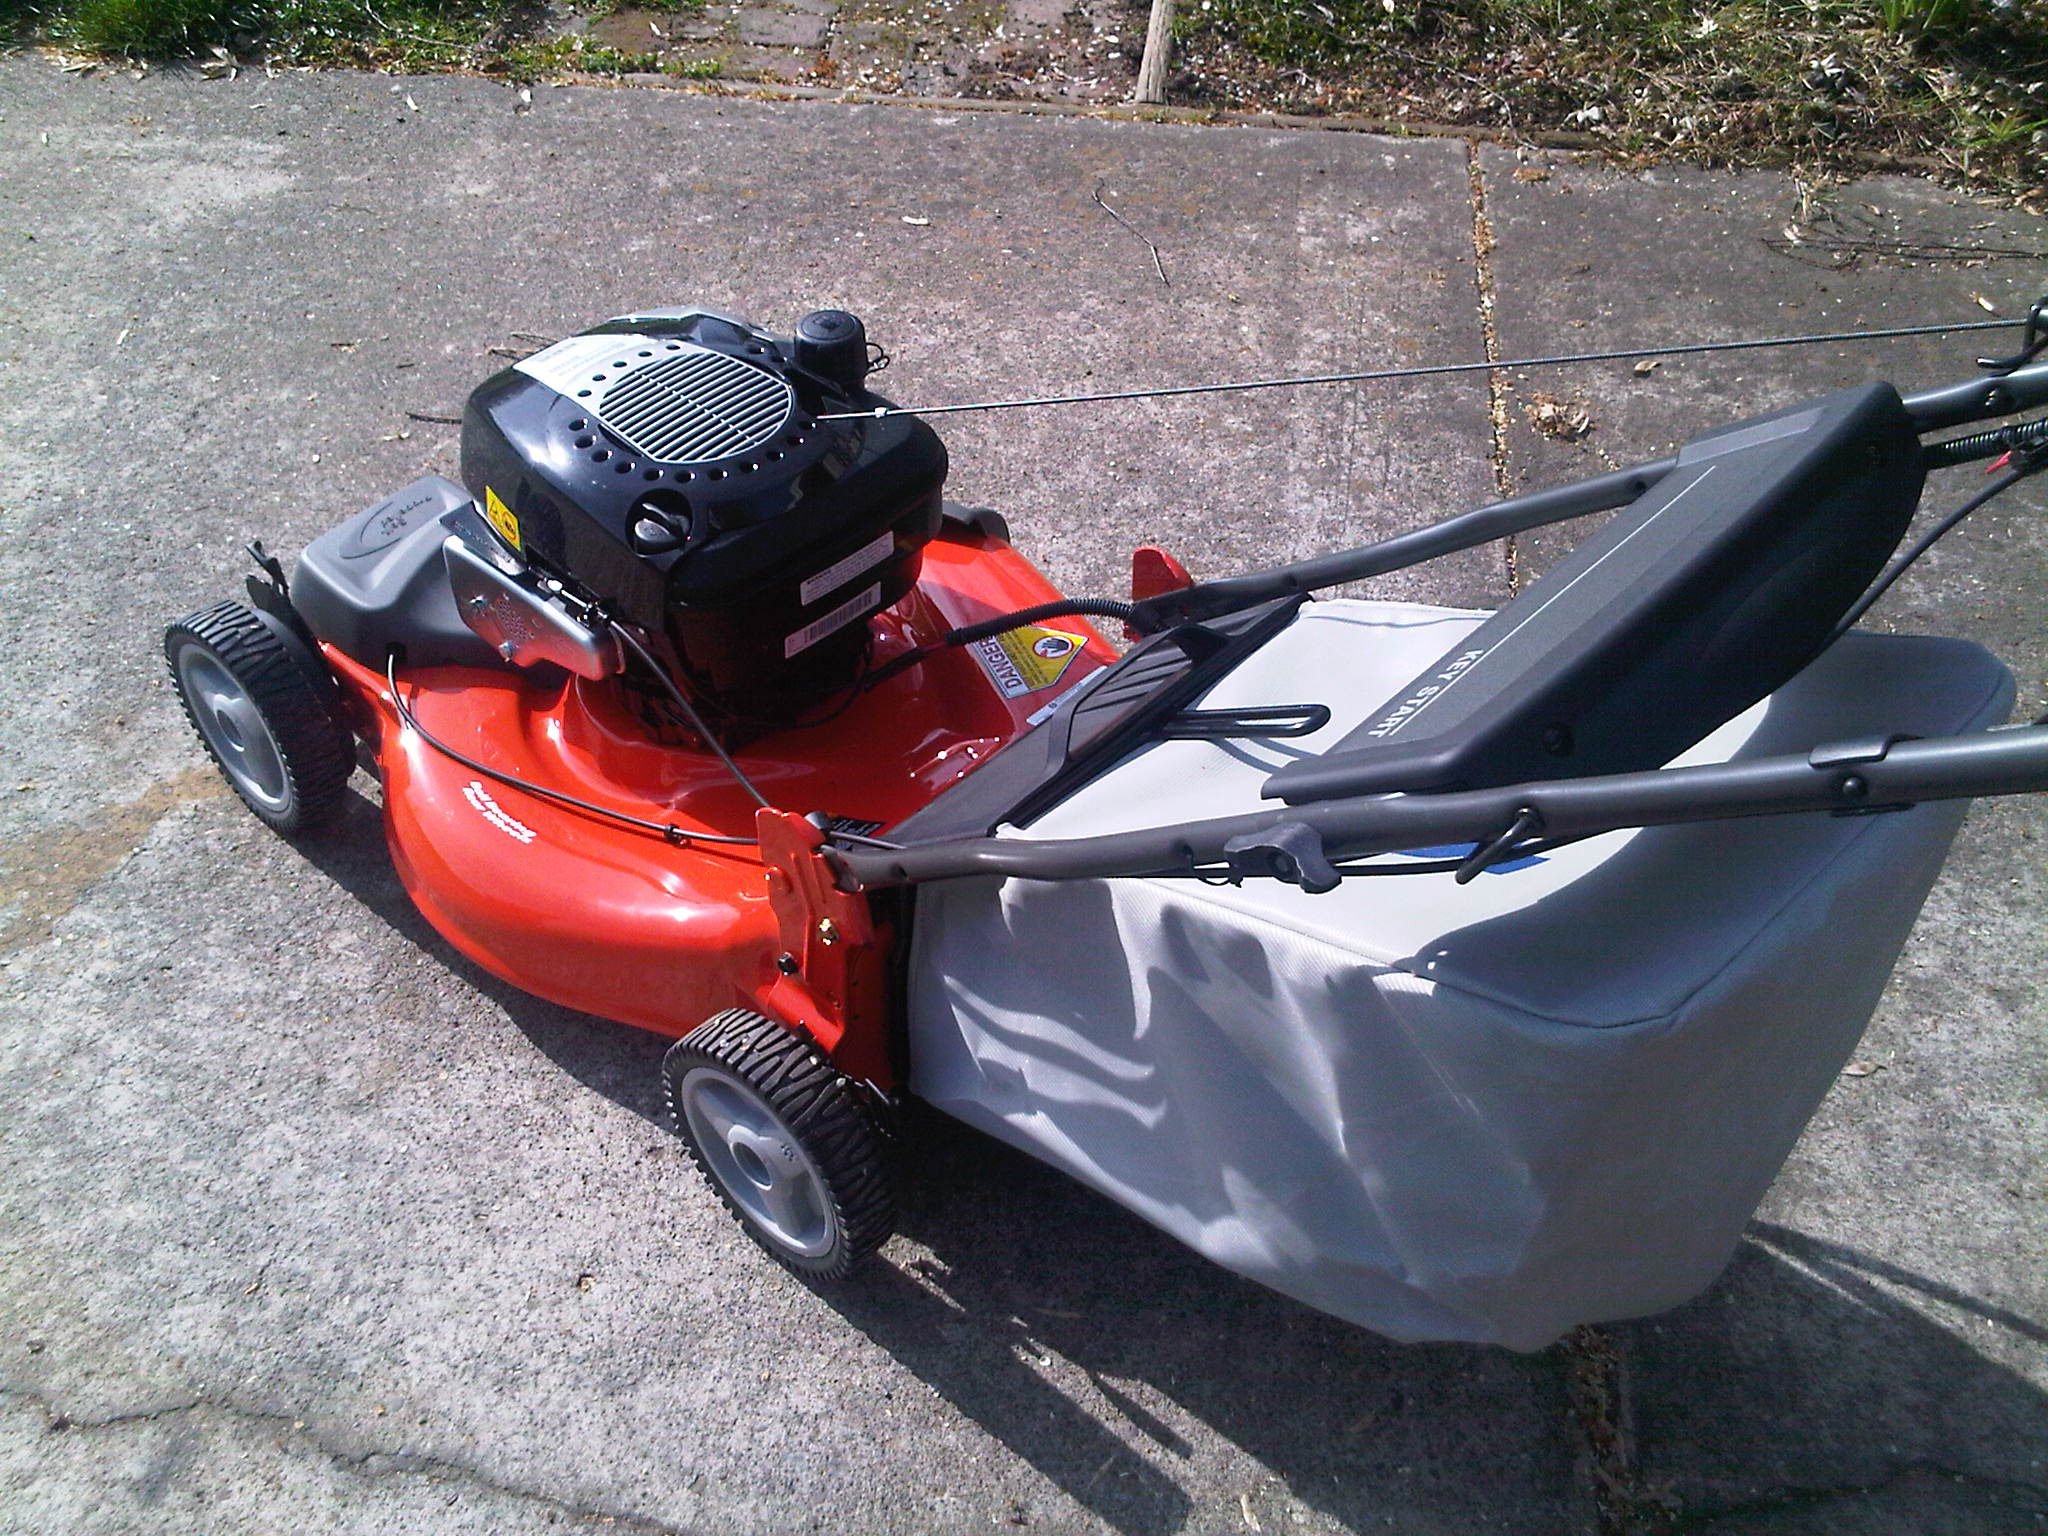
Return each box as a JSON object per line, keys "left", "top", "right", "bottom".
{"left": 679, "top": 1066, "right": 838, "bottom": 1259}
{"left": 177, "top": 648, "right": 291, "bottom": 814}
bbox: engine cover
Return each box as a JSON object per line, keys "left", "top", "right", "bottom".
{"left": 458, "top": 307, "right": 947, "bottom": 714}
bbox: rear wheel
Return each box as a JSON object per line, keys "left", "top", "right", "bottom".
{"left": 165, "top": 600, "right": 354, "bottom": 834}
{"left": 663, "top": 1009, "right": 894, "bottom": 1280}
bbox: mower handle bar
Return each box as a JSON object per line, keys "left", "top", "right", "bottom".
{"left": 1131, "top": 361, "right": 2048, "bottom": 631}
{"left": 831, "top": 723, "right": 2048, "bottom": 890}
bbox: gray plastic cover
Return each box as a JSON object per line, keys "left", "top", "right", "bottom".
{"left": 906, "top": 600, "right": 2014, "bottom": 1348}
{"left": 293, "top": 476, "right": 507, "bottom": 670}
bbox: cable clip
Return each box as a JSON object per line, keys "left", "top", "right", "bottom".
{"left": 1454, "top": 808, "right": 1543, "bottom": 885}
{"left": 1221, "top": 822, "right": 1341, "bottom": 894}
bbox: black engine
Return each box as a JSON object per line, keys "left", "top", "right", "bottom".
{"left": 460, "top": 306, "right": 947, "bottom": 716}
{"left": 291, "top": 306, "right": 950, "bottom": 734}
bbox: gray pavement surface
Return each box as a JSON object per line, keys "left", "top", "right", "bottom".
{"left": 0, "top": 58, "right": 2043, "bottom": 1535}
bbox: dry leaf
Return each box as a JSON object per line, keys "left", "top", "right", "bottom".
{"left": 1513, "top": 165, "right": 1550, "bottom": 183}
{"left": 1840, "top": 1060, "right": 1886, "bottom": 1078}
{"left": 1633, "top": 358, "right": 1662, "bottom": 374}
{"left": 1525, "top": 392, "right": 1594, "bottom": 440}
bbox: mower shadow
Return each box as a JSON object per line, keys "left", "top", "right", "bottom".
{"left": 292, "top": 786, "right": 676, "bottom": 1122}
{"left": 289, "top": 787, "right": 2048, "bottom": 1534}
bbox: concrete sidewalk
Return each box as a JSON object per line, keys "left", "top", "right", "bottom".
{"left": 0, "top": 59, "right": 2042, "bottom": 1535}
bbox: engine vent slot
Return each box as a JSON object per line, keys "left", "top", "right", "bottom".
{"left": 516, "top": 334, "right": 796, "bottom": 467}
{"left": 595, "top": 347, "right": 795, "bottom": 466}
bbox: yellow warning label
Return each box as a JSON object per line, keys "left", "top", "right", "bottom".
{"left": 484, "top": 486, "right": 522, "bottom": 551}
{"left": 971, "top": 625, "right": 1086, "bottom": 699}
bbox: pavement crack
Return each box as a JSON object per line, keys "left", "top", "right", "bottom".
{"left": 0, "top": 767, "right": 224, "bottom": 955}
{"left": 0, "top": 1383, "right": 207, "bottom": 1433}
{"left": 0, "top": 1379, "right": 696, "bottom": 1534}
{"left": 1557, "top": 1325, "right": 1673, "bottom": 1536}
{"left": 1463, "top": 140, "right": 1519, "bottom": 597}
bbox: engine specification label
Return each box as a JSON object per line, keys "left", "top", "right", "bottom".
{"left": 800, "top": 533, "right": 894, "bottom": 607}
{"left": 785, "top": 582, "right": 882, "bottom": 658}
{"left": 972, "top": 624, "right": 1086, "bottom": 698}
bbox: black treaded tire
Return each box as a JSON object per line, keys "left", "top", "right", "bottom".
{"left": 165, "top": 599, "right": 355, "bottom": 834}
{"left": 663, "top": 1009, "right": 894, "bottom": 1280}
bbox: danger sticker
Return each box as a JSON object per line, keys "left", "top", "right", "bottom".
{"left": 484, "top": 486, "right": 522, "bottom": 551}
{"left": 785, "top": 582, "right": 882, "bottom": 658}
{"left": 971, "top": 625, "right": 1087, "bottom": 698}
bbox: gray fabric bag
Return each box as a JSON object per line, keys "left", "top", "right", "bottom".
{"left": 907, "top": 600, "right": 2013, "bottom": 1348}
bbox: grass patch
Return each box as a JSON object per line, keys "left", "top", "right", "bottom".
{"left": 12, "top": 0, "right": 2042, "bottom": 200}
{"left": 496, "top": 32, "right": 661, "bottom": 75}
{"left": 13, "top": 0, "right": 678, "bottom": 76}
{"left": 1174, "top": 0, "right": 2047, "bottom": 197}
{"left": 55, "top": 0, "right": 241, "bottom": 53}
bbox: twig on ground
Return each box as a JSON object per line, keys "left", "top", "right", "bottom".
{"left": 1092, "top": 183, "right": 1170, "bottom": 289}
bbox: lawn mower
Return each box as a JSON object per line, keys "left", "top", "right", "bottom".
{"left": 165, "top": 300, "right": 2048, "bottom": 1350}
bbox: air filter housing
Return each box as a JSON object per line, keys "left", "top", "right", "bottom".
{"left": 459, "top": 307, "right": 946, "bottom": 716}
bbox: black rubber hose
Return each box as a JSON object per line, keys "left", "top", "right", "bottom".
{"left": 865, "top": 598, "right": 1137, "bottom": 690}
{"left": 1922, "top": 415, "right": 2048, "bottom": 471}
{"left": 943, "top": 597, "right": 1137, "bottom": 645}
{"left": 1829, "top": 450, "right": 2047, "bottom": 643}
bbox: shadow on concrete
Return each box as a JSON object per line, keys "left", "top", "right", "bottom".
{"left": 1614, "top": 1224, "right": 2048, "bottom": 1530}
{"left": 292, "top": 786, "right": 675, "bottom": 1123}
{"left": 288, "top": 785, "right": 2048, "bottom": 1535}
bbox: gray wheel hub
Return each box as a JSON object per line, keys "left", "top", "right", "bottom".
{"left": 176, "top": 647, "right": 291, "bottom": 815}
{"left": 679, "top": 1065, "right": 839, "bottom": 1259}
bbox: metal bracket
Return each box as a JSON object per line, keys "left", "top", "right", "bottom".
{"left": 443, "top": 533, "right": 622, "bottom": 679}
{"left": 1221, "top": 822, "right": 1341, "bottom": 894}
{"left": 244, "top": 538, "right": 290, "bottom": 599}
{"left": 1978, "top": 296, "right": 2048, "bottom": 376}
{"left": 1161, "top": 703, "right": 1332, "bottom": 740}
{"left": 1808, "top": 733, "right": 1918, "bottom": 769}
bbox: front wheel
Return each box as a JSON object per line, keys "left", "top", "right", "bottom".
{"left": 164, "top": 600, "right": 354, "bottom": 834}
{"left": 663, "top": 1009, "right": 894, "bottom": 1280}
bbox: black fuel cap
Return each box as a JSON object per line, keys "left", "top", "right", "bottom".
{"left": 793, "top": 309, "right": 869, "bottom": 391}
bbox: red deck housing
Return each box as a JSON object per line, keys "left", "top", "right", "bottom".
{"left": 324, "top": 527, "right": 1111, "bottom": 1089}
